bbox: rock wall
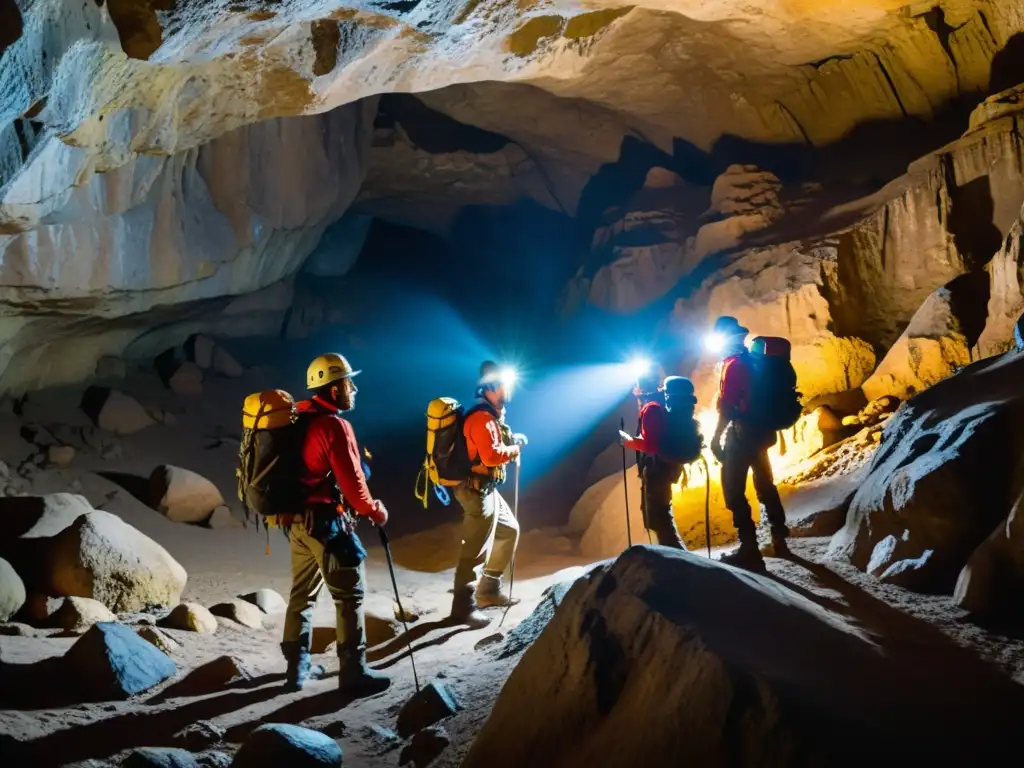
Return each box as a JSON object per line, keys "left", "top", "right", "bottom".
{"left": 0, "top": 99, "right": 376, "bottom": 392}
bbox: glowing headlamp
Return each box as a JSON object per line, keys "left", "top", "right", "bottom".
{"left": 627, "top": 356, "right": 652, "bottom": 380}
{"left": 703, "top": 332, "right": 727, "bottom": 354}
{"left": 499, "top": 367, "right": 518, "bottom": 388}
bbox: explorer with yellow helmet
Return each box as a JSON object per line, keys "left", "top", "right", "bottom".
{"left": 238, "top": 352, "right": 390, "bottom": 697}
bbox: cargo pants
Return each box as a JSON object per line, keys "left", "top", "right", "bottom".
{"left": 452, "top": 483, "right": 520, "bottom": 594}
{"left": 282, "top": 520, "right": 368, "bottom": 659}
{"left": 721, "top": 422, "right": 788, "bottom": 545}
{"left": 642, "top": 460, "right": 686, "bottom": 549}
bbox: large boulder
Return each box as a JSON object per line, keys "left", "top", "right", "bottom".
{"left": 65, "top": 622, "right": 176, "bottom": 700}
{"left": 150, "top": 466, "right": 225, "bottom": 524}
{"left": 830, "top": 350, "right": 1024, "bottom": 592}
{"left": 862, "top": 275, "right": 983, "bottom": 401}
{"left": 80, "top": 388, "right": 156, "bottom": 435}
{"left": 0, "top": 493, "right": 94, "bottom": 589}
{"left": 168, "top": 363, "right": 204, "bottom": 397}
{"left": 232, "top": 724, "right": 343, "bottom": 768}
{"left": 0, "top": 556, "right": 26, "bottom": 622}
{"left": 953, "top": 488, "right": 1024, "bottom": 619}
{"left": 463, "top": 547, "right": 1024, "bottom": 768}
{"left": 44, "top": 511, "right": 188, "bottom": 612}
{"left": 51, "top": 596, "right": 118, "bottom": 633}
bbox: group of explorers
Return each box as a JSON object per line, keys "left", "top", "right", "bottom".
{"left": 236, "top": 315, "right": 803, "bottom": 695}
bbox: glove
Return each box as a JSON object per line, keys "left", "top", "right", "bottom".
{"left": 618, "top": 429, "right": 632, "bottom": 446}
{"left": 513, "top": 433, "right": 529, "bottom": 447}
{"left": 365, "top": 500, "right": 388, "bottom": 527}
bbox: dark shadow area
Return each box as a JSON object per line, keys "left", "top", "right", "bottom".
{"left": 0, "top": 0, "right": 21, "bottom": 59}
{"left": 377, "top": 94, "right": 510, "bottom": 155}
{"left": 222, "top": 689, "right": 362, "bottom": 744}
{"left": 97, "top": 471, "right": 154, "bottom": 509}
{"left": 148, "top": 671, "right": 283, "bottom": 704}
{"left": 367, "top": 620, "right": 471, "bottom": 663}
{"left": 948, "top": 174, "right": 1004, "bottom": 270}
{"left": 2, "top": 682, "right": 284, "bottom": 764}
{"left": 947, "top": 271, "right": 992, "bottom": 350}
{"left": 990, "top": 32, "right": 1024, "bottom": 95}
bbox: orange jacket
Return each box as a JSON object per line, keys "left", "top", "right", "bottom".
{"left": 464, "top": 407, "right": 519, "bottom": 472}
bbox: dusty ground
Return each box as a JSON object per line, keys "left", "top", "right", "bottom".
{"left": 2, "top": 367, "right": 1023, "bottom": 766}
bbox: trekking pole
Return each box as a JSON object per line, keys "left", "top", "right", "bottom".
{"left": 699, "top": 455, "right": 712, "bottom": 558}
{"left": 499, "top": 456, "right": 521, "bottom": 629}
{"left": 377, "top": 527, "right": 420, "bottom": 693}
{"left": 620, "top": 417, "right": 633, "bottom": 548}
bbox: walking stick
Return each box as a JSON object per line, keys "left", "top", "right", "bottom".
{"left": 499, "top": 456, "right": 520, "bottom": 629}
{"left": 377, "top": 527, "right": 420, "bottom": 693}
{"left": 699, "top": 454, "right": 712, "bottom": 558}
{"left": 620, "top": 417, "right": 633, "bottom": 547}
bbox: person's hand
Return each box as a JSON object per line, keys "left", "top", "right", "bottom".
{"left": 366, "top": 500, "right": 388, "bottom": 527}
{"left": 513, "top": 433, "right": 528, "bottom": 447}
{"left": 711, "top": 441, "right": 725, "bottom": 463}
{"left": 618, "top": 429, "right": 631, "bottom": 446}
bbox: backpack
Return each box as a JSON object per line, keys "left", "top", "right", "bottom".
{"left": 415, "top": 397, "right": 471, "bottom": 508}
{"left": 237, "top": 390, "right": 308, "bottom": 522}
{"left": 745, "top": 337, "right": 803, "bottom": 431}
{"left": 659, "top": 382, "right": 704, "bottom": 465}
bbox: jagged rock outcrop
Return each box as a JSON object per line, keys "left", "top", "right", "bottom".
{"left": 979, "top": 200, "right": 1024, "bottom": 356}
{"left": 829, "top": 348, "right": 1024, "bottom": 593}
{"left": 861, "top": 275, "right": 984, "bottom": 401}
{"left": 464, "top": 547, "right": 1024, "bottom": 767}
{"left": 0, "top": 99, "right": 375, "bottom": 393}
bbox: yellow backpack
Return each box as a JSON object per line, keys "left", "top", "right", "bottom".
{"left": 414, "top": 397, "right": 472, "bottom": 508}
{"left": 237, "top": 390, "right": 306, "bottom": 522}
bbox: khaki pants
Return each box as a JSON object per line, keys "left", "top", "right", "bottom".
{"left": 282, "top": 526, "right": 366, "bottom": 656}
{"left": 721, "top": 423, "right": 788, "bottom": 545}
{"left": 642, "top": 462, "right": 686, "bottom": 549}
{"left": 452, "top": 483, "right": 520, "bottom": 591}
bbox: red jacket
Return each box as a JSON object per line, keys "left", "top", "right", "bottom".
{"left": 464, "top": 406, "right": 519, "bottom": 472}
{"left": 717, "top": 354, "right": 752, "bottom": 419}
{"left": 624, "top": 401, "right": 666, "bottom": 455}
{"left": 297, "top": 396, "right": 377, "bottom": 516}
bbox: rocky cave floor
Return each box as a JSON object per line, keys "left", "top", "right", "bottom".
{"left": 0, "top": 362, "right": 1022, "bottom": 767}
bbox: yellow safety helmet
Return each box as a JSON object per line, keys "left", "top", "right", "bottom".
{"left": 306, "top": 353, "right": 360, "bottom": 390}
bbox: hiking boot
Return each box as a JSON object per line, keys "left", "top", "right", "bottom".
{"left": 475, "top": 575, "right": 521, "bottom": 609}
{"left": 449, "top": 588, "right": 491, "bottom": 629}
{"left": 338, "top": 651, "right": 390, "bottom": 698}
{"left": 717, "top": 544, "right": 766, "bottom": 572}
{"left": 761, "top": 536, "right": 791, "bottom": 559}
{"left": 281, "top": 641, "right": 327, "bottom": 692}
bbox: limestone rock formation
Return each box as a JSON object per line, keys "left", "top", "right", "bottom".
{"left": 978, "top": 200, "right": 1024, "bottom": 356}
{"left": 45, "top": 510, "right": 189, "bottom": 612}
{"left": 862, "top": 275, "right": 984, "bottom": 401}
{"left": 122, "top": 747, "right": 201, "bottom": 768}
{"left": 137, "top": 625, "right": 181, "bottom": 655}
{"left": 150, "top": 465, "right": 225, "bottom": 525}
{"left": 464, "top": 547, "right": 1024, "bottom": 767}
{"left": 0, "top": 0, "right": 1022, "bottom": 395}
{"left": 830, "top": 348, "right": 1024, "bottom": 592}
{"left": 168, "top": 363, "right": 204, "bottom": 397}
